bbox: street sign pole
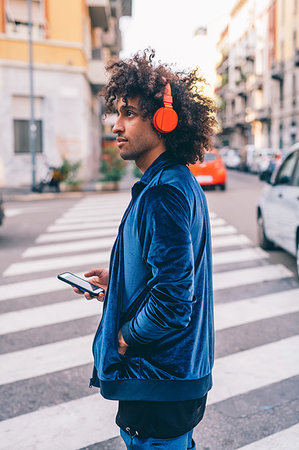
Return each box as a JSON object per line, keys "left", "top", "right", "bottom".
{"left": 28, "top": 0, "right": 36, "bottom": 191}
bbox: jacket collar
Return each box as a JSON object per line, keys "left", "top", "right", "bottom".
{"left": 131, "top": 152, "right": 176, "bottom": 200}
{"left": 140, "top": 152, "right": 174, "bottom": 185}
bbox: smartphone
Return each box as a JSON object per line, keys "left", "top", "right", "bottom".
{"left": 57, "top": 272, "right": 105, "bottom": 296}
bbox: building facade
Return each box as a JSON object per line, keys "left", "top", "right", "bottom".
{"left": 0, "top": 0, "right": 131, "bottom": 187}
{"left": 216, "top": 0, "right": 299, "bottom": 152}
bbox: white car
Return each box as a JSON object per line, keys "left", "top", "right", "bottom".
{"left": 257, "top": 143, "right": 299, "bottom": 278}
{"left": 223, "top": 148, "right": 241, "bottom": 169}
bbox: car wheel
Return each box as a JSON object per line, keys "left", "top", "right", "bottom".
{"left": 219, "top": 184, "right": 226, "bottom": 191}
{"left": 257, "top": 213, "right": 274, "bottom": 250}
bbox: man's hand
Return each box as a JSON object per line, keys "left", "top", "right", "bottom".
{"left": 118, "top": 329, "right": 129, "bottom": 355}
{"left": 73, "top": 268, "right": 109, "bottom": 302}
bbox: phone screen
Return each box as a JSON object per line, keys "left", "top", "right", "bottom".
{"left": 58, "top": 272, "right": 104, "bottom": 295}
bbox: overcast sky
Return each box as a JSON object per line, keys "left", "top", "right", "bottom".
{"left": 119, "top": 0, "right": 237, "bottom": 86}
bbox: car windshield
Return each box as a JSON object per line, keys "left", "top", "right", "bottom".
{"left": 204, "top": 153, "right": 217, "bottom": 162}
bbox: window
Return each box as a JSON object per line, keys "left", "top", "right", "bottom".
{"left": 14, "top": 120, "right": 43, "bottom": 153}
{"left": 275, "top": 151, "right": 298, "bottom": 185}
{"left": 6, "top": 0, "right": 45, "bottom": 38}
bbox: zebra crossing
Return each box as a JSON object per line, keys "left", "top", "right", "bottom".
{"left": 0, "top": 192, "right": 298, "bottom": 449}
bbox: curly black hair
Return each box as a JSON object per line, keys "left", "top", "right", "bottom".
{"left": 102, "top": 49, "right": 218, "bottom": 165}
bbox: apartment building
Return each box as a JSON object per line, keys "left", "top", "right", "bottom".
{"left": 0, "top": 0, "right": 131, "bottom": 187}
{"left": 216, "top": 0, "right": 299, "bottom": 152}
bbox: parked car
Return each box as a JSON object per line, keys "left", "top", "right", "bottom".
{"left": 259, "top": 149, "right": 288, "bottom": 182}
{"left": 188, "top": 148, "right": 227, "bottom": 190}
{"left": 249, "top": 148, "right": 273, "bottom": 174}
{"left": 0, "top": 193, "right": 4, "bottom": 226}
{"left": 222, "top": 148, "right": 241, "bottom": 169}
{"left": 257, "top": 142, "right": 299, "bottom": 278}
{"left": 239, "top": 145, "right": 256, "bottom": 172}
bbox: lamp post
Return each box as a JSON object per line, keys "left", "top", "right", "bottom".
{"left": 28, "top": 0, "right": 36, "bottom": 191}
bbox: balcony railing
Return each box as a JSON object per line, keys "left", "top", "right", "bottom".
{"left": 87, "top": 0, "right": 110, "bottom": 30}
{"left": 254, "top": 106, "right": 271, "bottom": 122}
{"left": 271, "top": 61, "right": 284, "bottom": 81}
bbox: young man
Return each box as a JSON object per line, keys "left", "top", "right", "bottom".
{"left": 75, "top": 49, "right": 217, "bottom": 449}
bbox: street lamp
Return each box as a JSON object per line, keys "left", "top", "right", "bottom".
{"left": 28, "top": 0, "right": 36, "bottom": 191}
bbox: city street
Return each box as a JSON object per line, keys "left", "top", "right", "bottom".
{"left": 0, "top": 169, "right": 298, "bottom": 449}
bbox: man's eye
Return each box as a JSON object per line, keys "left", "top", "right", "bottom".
{"left": 126, "top": 110, "right": 134, "bottom": 117}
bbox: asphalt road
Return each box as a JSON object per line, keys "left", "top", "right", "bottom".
{"left": 0, "top": 170, "right": 298, "bottom": 450}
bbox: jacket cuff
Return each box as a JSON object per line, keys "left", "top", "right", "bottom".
{"left": 121, "top": 321, "right": 139, "bottom": 347}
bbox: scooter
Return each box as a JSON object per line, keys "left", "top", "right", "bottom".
{"left": 35, "top": 166, "right": 67, "bottom": 193}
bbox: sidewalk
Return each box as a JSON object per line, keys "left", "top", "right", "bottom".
{"left": 2, "top": 175, "right": 137, "bottom": 203}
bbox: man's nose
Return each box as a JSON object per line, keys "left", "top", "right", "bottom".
{"left": 112, "top": 116, "right": 124, "bottom": 134}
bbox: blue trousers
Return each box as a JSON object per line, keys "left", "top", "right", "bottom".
{"left": 120, "top": 428, "right": 195, "bottom": 449}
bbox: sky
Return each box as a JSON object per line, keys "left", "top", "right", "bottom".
{"left": 119, "top": 0, "right": 237, "bottom": 87}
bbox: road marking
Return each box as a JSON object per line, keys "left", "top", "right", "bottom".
{"left": 212, "top": 234, "right": 251, "bottom": 248}
{"left": 4, "top": 251, "right": 111, "bottom": 276}
{"left": 23, "top": 237, "right": 115, "bottom": 258}
{"left": 213, "top": 248, "right": 268, "bottom": 266}
{"left": 209, "top": 334, "right": 299, "bottom": 405}
{"left": 1, "top": 336, "right": 298, "bottom": 448}
{"left": 214, "top": 264, "right": 293, "bottom": 290}
{"left": 211, "top": 225, "right": 237, "bottom": 236}
{"left": 0, "top": 334, "right": 94, "bottom": 385}
{"left": 54, "top": 213, "right": 122, "bottom": 225}
{"left": 237, "top": 423, "right": 299, "bottom": 449}
{"left": 0, "top": 275, "right": 80, "bottom": 301}
{"left": 36, "top": 227, "right": 118, "bottom": 243}
{"left": 2, "top": 287, "right": 298, "bottom": 337}
{"left": 210, "top": 218, "right": 227, "bottom": 227}
{"left": 215, "top": 288, "right": 299, "bottom": 331}
{"left": 0, "top": 394, "right": 119, "bottom": 450}
{"left": 47, "top": 220, "right": 120, "bottom": 233}
{"left": 0, "top": 299, "right": 102, "bottom": 335}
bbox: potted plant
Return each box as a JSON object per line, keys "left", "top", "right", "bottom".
{"left": 97, "top": 145, "right": 127, "bottom": 191}
{"left": 59, "top": 159, "right": 82, "bottom": 192}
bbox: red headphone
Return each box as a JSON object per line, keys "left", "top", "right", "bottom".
{"left": 153, "top": 82, "right": 178, "bottom": 133}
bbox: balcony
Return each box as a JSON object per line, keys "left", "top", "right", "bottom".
{"left": 271, "top": 61, "right": 284, "bottom": 81}
{"left": 87, "top": 0, "right": 110, "bottom": 30}
{"left": 235, "top": 78, "right": 247, "bottom": 97}
{"left": 234, "top": 111, "right": 247, "bottom": 127}
{"left": 254, "top": 106, "right": 271, "bottom": 122}
{"left": 88, "top": 55, "right": 108, "bottom": 88}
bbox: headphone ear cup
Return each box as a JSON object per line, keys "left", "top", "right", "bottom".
{"left": 153, "top": 107, "right": 178, "bottom": 133}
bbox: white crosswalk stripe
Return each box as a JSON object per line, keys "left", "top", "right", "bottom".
{"left": 4, "top": 250, "right": 111, "bottom": 276}
{"left": 36, "top": 227, "right": 119, "bottom": 243}
{"left": 23, "top": 237, "right": 115, "bottom": 258}
{"left": 0, "top": 298, "right": 102, "bottom": 335}
{"left": 0, "top": 194, "right": 298, "bottom": 449}
{"left": 237, "top": 423, "right": 299, "bottom": 449}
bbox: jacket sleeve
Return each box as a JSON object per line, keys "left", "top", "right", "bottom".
{"left": 121, "top": 184, "right": 197, "bottom": 347}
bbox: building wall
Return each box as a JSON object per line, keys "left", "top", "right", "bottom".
{"left": 216, "top": 0, "right": 299, "bottom": 152}
{"left": 0, "top": 63, "right": 101, "bottom": 186}
{"left": 0, "top": 0, "right": 129, "bottom": 187}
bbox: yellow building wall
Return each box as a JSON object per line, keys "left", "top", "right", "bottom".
{"left": 0, "top": 0, "right": 90, "bottom": 67}
{"left": 276, "top": 0, "right": 298, "bottom": 62}
{"left": 284, "top": 0, "right": 294, "bottom": 61}
{"left": 0, "top": 40, "right": 86, "bottom": 67}
{"left": 46, "top": 0, "right": 83, "bottom": 43}
{"left": 0, "top": 0, "right": 4, "bottom": 33}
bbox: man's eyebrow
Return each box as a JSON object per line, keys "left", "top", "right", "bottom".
{"left": 119, "top": 104, "right": 138, "bottom": 112}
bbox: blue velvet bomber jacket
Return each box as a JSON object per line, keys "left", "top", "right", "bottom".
{"left": 90, "top": 152, "right": 215, "bottom": 401}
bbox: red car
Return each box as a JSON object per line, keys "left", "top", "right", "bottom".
{"left": 188, "top": 149, "right": 227, "bottom": 190}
